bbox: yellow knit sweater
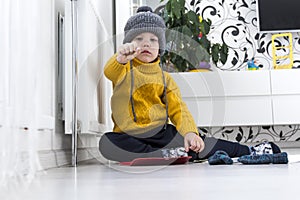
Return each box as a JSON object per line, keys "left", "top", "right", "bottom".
{"left": 104, "top": 54, "right": 199, "bottom": 136}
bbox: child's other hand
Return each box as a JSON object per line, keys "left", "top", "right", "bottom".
{"left": 117, "top": 42, "right": 141, "bottom": 64}
{"left": 184, "top": 132, "right": 205, "bottom": 153}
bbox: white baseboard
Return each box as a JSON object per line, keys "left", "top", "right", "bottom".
{"left": 38, "top": 147, "right": 102, "bottom": 169}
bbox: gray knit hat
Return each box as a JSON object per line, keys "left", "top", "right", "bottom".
{"left": 123, "top": 6, "right": 166, "bottom": 55}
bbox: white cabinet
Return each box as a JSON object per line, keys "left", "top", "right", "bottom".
{"left": 172, "top": 69, "right": 300, "bottom": 127}
{"left": 271, "top": 69, "right": 300, "bottom": 125}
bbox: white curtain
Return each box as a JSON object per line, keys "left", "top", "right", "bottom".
{"left": 0, "top": 0, "right": 53, "bottom": 190}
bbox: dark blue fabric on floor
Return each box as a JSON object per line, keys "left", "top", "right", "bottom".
{"left": 238, "top": 152, "right": 288, "bottom": 164}
{"left": 208, "top": 150, "right": 233, "bottom": 165}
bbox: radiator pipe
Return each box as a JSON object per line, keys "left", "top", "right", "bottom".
{"left": 71, "top": 0, "right": 78, "bottom": 167}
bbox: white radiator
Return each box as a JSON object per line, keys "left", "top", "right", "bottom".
{"left": 63, "top": 0, "right": 113, "bottom": 134}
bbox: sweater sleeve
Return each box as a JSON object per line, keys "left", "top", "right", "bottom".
{"left": 164, "top": 73, "right": 199, "bottom": 136}
{"left": 104, "top": 54, "right": 128, "bottom": 85}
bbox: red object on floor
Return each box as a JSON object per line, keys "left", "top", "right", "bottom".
{"left": 120, "top": 156, "right": 192, "bottom": 166}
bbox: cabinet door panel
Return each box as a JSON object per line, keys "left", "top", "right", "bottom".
{"left": 273, "top": 96, "right": 300, "bottom": 125}
{"left": 172, "top": 71, "right": 273, "bottom": 126}
{"left": 183, "top": 97, "right": 273, "bottom": 127}
{"left": 271, "top": 69, "right": 300, "bottom": 95}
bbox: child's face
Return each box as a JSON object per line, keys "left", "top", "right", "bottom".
{"left": 132, "top": 32, "right": 159, "bottom": 63}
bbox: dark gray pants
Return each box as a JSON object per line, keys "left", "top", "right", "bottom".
{"left": 99, "top": 124, "right": 250, "bottom": 162}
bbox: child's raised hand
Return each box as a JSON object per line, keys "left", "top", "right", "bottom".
{"left": 117, "top": 42, "right": 141, "bottom": 64}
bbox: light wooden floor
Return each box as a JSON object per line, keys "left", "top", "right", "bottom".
{"left": 5, "top": 148, "right": 300, "bottom": 200}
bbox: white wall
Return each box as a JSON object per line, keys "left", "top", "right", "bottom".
{"left": 0, "top": 0, "right": 112, "bottom": 174}
{"left": 0, "top": 0, "right": 70, "bottom": 184}
{"left": 34, "top": 0, "right": 74, "bottom": 167}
